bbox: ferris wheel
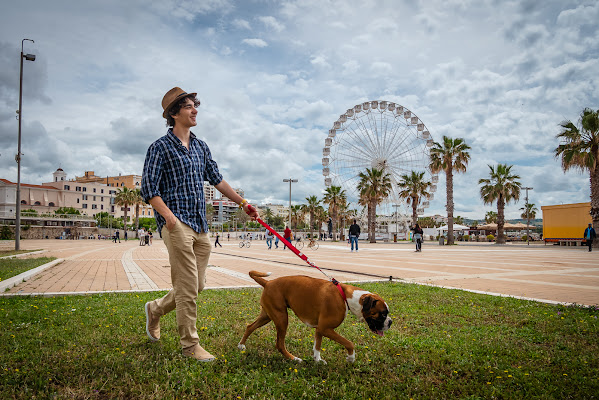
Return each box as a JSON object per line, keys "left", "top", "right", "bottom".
{"left": 322, "top": 100, "right": 438, "bottom": 225}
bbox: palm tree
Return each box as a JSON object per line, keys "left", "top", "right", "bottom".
{"left": 479, "top": 164, "right": 521, "bottom": 244}
{"left": 454, "top": 216, "right": 464, "bottom": 225}
{"left": 555, "top": 107, "right": 599, "bottom": 248}
{"left": 132, "top": 189, "right": 144, "bottom": 237}
{"left": 290, "top": 205, "right": 303, "bottom": 234}
{"left": 397, "top": 171, "right": 432, "bottom": 227}
{"left": 114, "top": 187, "right": 137, "bottom": 234}
{"left": 263, "top": 207, "right": 274, "bottom": 226}
{"left": 520, "top": 203, "right": 538, "bottom": 220}
{"left": 357, "top": 168, "right": 392, "bottom": 243}
{"left": 485, "top": 211, "right": 498, "bottom": 224}
{"left": 322, "top": 186, "right": 346, "bottom": 240}
{"left": 429, "top": 136, "right": 471, "bottom": 245}
{"left": 302, "top": 195, "right": 320, "bottom": 237}
{"left": 314, "top": 205, "right": 328, "bottom": 239}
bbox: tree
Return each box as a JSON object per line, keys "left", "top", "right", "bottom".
{"left": 314, "top": 205, "right": 328, "bottom": 238}
{"left": 206, "top": 203, "right": 215, "bottom": 224}
{"left": 132, "top": 189, "right": 144, "bottom": 237}
{"left": 263, "top": 208, "right": 274, "bottom": 226}
{"left": 356, "top": 168, "right": 392, "bottom": 243}
{"left": 555, "top": 107, "right": 599, "bottom": 248}
{"left": 520, "top": 203, "right": 538, "bottom": 220}
{"left": 454, "top": 215, "right": 464, "bottom": 225}
{"left": 114, "top": 187, "right": 137, "bottom": 232}
{"left": 322, "top": 186, "right": 346, "bottom": 240}
{"left": 397, "top": 171, "right": 432, "bottom": 226}
{"left": 485, "top": 211, "right": 498, "bottom": 224}
{"left": 290, "top": 205, "right": 303, "bottom": 233}
{"left": 479, "top": 164, "right": 521, "bottom": 244}
{"left": 302, "top": 195, "right": 320, "bottom": 237}
{"left": 429, "top": 136, "right": 471, "bottom": 245}
{"left": 54, "top": 207, "right": 81, "bottom": 215}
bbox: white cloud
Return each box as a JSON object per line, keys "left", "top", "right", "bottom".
{"left": 258, "top": 16, "right": 284, "bottom": 32}
{"left": 241, "top": 38, "right": 268, "bottom": 47}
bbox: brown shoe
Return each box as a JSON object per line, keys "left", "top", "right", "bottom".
{"left": 145, "top": 302, "right": 160, "bottom": 341}
{"left": 182, "top": 344, "right": 216, "bottom": 362}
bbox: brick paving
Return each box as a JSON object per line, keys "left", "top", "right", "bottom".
{"left": 1, "top": 238, "right": 597, "bottom": 306}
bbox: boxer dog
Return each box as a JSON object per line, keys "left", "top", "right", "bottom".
{"left": 237, "top": 271, "right": 392, "bottom": 363}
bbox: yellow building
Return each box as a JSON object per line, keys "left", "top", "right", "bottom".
{"left": 541, "top": 202, "right": 591, "bottom": 245}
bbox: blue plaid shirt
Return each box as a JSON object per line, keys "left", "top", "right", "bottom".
{"left": 141, "top": 129, "right": 223, "bottom": 235}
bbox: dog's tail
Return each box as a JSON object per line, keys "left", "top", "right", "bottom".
{"left": 249, "top": 270, "right": 272, "bottom": 287}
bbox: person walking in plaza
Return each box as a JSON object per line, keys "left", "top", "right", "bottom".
{"left": 214, "top": 232, "right": 222, "bottom": 248}
{"left": 411, "top": 224, "right": 424, "bottom": 252}
{"left": 274, "top": 234, "right": 280, "bottom": 249}
{"left": 265, "top": 230, "right": 273, "bottom": 249}
{"left": 583, "top": 223, "right": 596, "bottom": 252}
{"left": 283, "top": 225, "right": 292, "bottom": 250}
{"left": 141, "top": 87, "right": 258, "bottom": 362}
{"left": 114, "top": 230, "right": 120, "bottom": 243}
{"left": 349, "top": 219, "right": 360, "bottom": 252}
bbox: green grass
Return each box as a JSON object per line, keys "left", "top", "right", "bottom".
{"left": 0, "top": 257, "right": 56, "bottom": 282}
{"left": 0, "top": 283, "right": 597, "bottom": 399}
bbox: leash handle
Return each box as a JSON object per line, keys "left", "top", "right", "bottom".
{"left": 246, "top": 204, "right": 331, "bottom": 279}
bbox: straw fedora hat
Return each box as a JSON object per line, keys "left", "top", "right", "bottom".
{"left": 161, "top": 87, "right": 198, "bottom": 118}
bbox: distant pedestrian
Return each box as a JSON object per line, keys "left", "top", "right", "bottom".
{"left": 114, "top": 231, "right": 120, "bottom": 243}
{"left": 283, "top": 226, "right": 292, "bottom": 250}
{"left": 583, "top": 223, "right": 596, "bottom": 252}
{"left": 215, "top": 232, "right": 222, "bottom": 248}
{"left": 124, "top": 231, "right": 128, "bottom": 241}
{"left": 148, "top": 231, "right": 153, "bottom": 246}
{"left": 227, "top": 233, "right": 230, "bottom": 241}
{"left": 266, "top": 230, "right": 273, "bottom": 249}
{"left": 349, "top": 219, "right": 360, "bottom": 252}
{"left": 274, "top": 235, "right": 280, "bottom": 249}
{"left": 411, "top": 224, "right": 423, "bottom": 252}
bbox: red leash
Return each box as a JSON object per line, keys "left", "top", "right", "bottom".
{"left": 246, "top": 205, "right": 348, "bottom": 307}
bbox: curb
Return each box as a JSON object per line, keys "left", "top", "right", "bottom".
{"left": 0, "top": 258, "right": 64, "bottom": 293}
{"left": 0, "top": 250, "right": 47, "bottom": 259}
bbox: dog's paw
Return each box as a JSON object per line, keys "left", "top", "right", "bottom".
{"left": 315, "top": 358, "right": 327, "bottom": 365}
{"left": 293, "top": 357, "right": 303, "bottom": 362}
{"left": 346, "top": 352, "right": 356, "bottom": 363}
{"left": 237, "top": 343, "right": 246, "bottom": 351}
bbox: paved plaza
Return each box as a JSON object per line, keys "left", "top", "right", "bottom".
{"left": 1, "top": 238, "right": 598, "bottom": 306}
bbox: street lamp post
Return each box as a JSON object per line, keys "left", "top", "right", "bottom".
{"left": 523, "top": 187, "right": 533, "bottom": 246}
{"left": 15, "top": 39, "right": 36, "bottom": 251}
{"left": 283, "top": 179, "right": 298, "bottom": 233}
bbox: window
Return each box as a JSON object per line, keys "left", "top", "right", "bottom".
{"left": 76, "top": 186, "right": 81, "bottom": 191}
{"left": 93, "top": 196, "right": 96, "bottom": 201}
{"left": 76, "top": 198, "right": 80, "bottom": 204}
{"left": 101, "top": 189, "right": 104, "bottom": 194}
{"left": 101, "top": 205, "right": 104, "bottom": 210}
{"left": 21, "top": 200, "right": 27, "bottom": 205}
{"left": 34, "top": 201, "right": 41, "bottom": 205}
{"left": 49, "top": 202, "right": 55, "bottom": 207}
{"left": 82, "top": 195, "right": 88, "bottom": 200}
{"left": 92, "top": 204, "right": 97, "bottom": 209}
{"left": 64, "top": 185, "right": 70, "bottom": 190}
{"left": 93, "top": 188, "right": 96, "bottom": 193}
{"left": 82, "top": 204, "right": 87, "bottom": 209}
{"left": 83, "top": 187, "right": 87, "bottom": 192}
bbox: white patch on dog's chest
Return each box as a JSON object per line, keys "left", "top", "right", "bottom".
{"left": 347, "top": 290, "right": 370, "bottom": 320}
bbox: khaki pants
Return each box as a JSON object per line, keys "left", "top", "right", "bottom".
{"left": 151, "top": 219, "right": 211, "bottom": 348}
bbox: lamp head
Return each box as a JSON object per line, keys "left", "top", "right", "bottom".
{"left": 24, "top": 54, "right": 36, "bottom": 61}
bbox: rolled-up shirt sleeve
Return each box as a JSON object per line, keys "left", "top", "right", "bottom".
{"left": 141, "top": 143, "right": 163, "bottom": 203}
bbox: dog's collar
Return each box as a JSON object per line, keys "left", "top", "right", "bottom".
{"left": 331, "top": 278, "right": 349, "bottom": 310}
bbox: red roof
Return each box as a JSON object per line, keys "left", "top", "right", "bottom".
{"left": 0, "top": 178, "right": 60, "bottom": 190}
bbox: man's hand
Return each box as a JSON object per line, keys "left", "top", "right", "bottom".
{"left": 244, "top": 204, "right": 260, "bottom": 220}
{"left": 165, "top": 214, "right": 178, "bottom": 230}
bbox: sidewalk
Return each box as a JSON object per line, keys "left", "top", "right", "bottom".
{"left": 1, "top": 238, "right": 598, "bottom": 306}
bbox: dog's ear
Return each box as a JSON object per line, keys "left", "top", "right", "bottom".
{"left": 362, "top": 295, "right": 378, "bottom": 313}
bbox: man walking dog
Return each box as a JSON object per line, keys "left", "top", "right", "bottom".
{"left": 141, "top": 87, "right": 258, "bottom": 361}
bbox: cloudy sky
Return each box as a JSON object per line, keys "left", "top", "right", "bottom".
{"left": 1, "top": 0, "right": 597, "bottom": 220}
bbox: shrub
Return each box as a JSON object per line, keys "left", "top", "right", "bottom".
{"left": 463, "top": 235, "right": 470, "bottom": 241}
{"left": 487, "top": 234, "right": 495, "bottom": 242}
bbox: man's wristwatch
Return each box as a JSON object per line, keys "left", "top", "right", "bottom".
{"left": 239, "top": 199, "right": 248, "bottom": 209}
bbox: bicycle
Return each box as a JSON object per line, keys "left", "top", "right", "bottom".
{"left": 305, "top": 238, "right": 319, "bottom": 250}
{"left": 294, "top": 238, "right": 304, "bottom": 250}
{"left": 239, "top": 239, "right": 251, "bottom": 248}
